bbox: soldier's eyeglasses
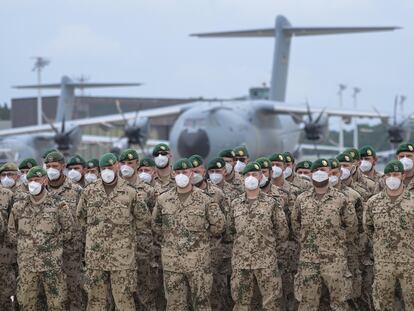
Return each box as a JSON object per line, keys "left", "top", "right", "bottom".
{"left": 235, "top": 157, "right": 247, "bottom": 162}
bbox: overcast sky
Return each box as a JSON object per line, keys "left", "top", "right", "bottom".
{"left": 1, "top": 0, "right": 412, "bottom": 119}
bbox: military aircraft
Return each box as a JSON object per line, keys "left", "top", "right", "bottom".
{"left": 0, "top": 76, "right": 141, "bottom": 162}
{"left": 0, "top": 15, "right": 403, "bottom": 162}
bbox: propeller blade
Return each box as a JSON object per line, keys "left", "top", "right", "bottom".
{"left": 288, "top": 112, "right": 304, "bottom": 124}
{"left": 314, "top": 107, "right": 327, "bottom": 124}
{"left": 393, "top": 95, "right": 398, "bottom": 126}
{"left": 372, "top": 106, "right": 389, "bottom": 126}
{"left": 306, "top": 102, "right": 313, "bottom": 122}
{"left": 61, "top": 115, "right": 65, "bottom": 133}
{"left": 133, "top": 110, "right": 139, "bottom": 127}
{"left": 42, "top": 112, "right": 59, "bottom": 134}
{"left": 115, "top": 100, "right": 128, "bottom": 125}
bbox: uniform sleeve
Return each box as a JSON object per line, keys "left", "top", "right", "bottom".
{"left": 152, "top": 199, "right": 163, "bottom": 241}
{"left": 59, "top": 202, "right": 74, "bottom": 242}
{"left": 76, "top": 191, "right": 88, "bottom": 228}
{"left": 224, "top": 199, "right": 236, "bottom": 243}
{"left": 0, "top": 212, "right": 4, "bottom": 240}
{"left": 363, "top": 199, "right": 374, "bottom": 241}
{"left": 291, "top": 198, "right": 302, "bottom": 242}
{"left": 341, "top": 197, "right": 358, "bottom": 249}
{"left": 133, "top": 191, "right": 153, "bottom": 257}
{"left": 207, "top": 200, "right": 225, "bottom": 237}
{"left": 7, "top": 207, "right": 18, "bottom": 245}
{"left": 273, "top": 198, "right": 289, "bottom": 243}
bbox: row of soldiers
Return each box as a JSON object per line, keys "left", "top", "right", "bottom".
{"left": 0, "top": 142, "right": 413, "bottom": 310}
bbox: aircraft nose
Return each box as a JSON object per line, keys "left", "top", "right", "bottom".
{"left": 177, "top": 128, "right": 210, "bottom": 158}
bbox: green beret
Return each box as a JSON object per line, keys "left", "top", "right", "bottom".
{"left": 119, "top": 149, "right": 139, "bottom": 162}
{"left": 384, "top": 160, "right": 404, "bottom": 174}
{"left": 242, "top": 161, "right": 261, "bottom": 175}
{"left": 86, "top": 158, "right": 99, "bottom": 168}
{"left": 27, "top": 166, "right": 47, "bottom": 179}
{"left": 311, "top": 158, "right": 330, "bottom": 171}
{"left": 99, "top": 153, "right": 118, "bottom": 167}
{"left": 328, "top": 158, "right": 339, "bottom": 169}
{"left": 269, "top": 153, "right": 285, "bottom": 163}
{"left": 295, "top": 160, "right": 312, "bottom": 171}
{"left": 188, "top": 155, "right": 203, "bottom": 168}
{"left": 44, "top": 151, "right": 65, "bottom": 164}
{"left": 219, "top": 149, "right": 236, "bottom": 158}
{"left": 152, "top": 143, "right": 170, "bottom": 156}
{"left": 207, "top": 157, "right": 226, "bottom": 170}
{"left": 173, "top": 159, "right": 193, "bottom": 171}
{"left": 139, "top": 156, "right": 155, "bottom": 168}
{"left": 396, "top": 143, "right": 414, "bottom": 155}
{"left": 336, "top": 152, "right": 353, "bottom": 163}
{"left": 42, "top": 148, "right": 58, "bottom": 159}
{"left": 255, "top": 157, "right": 272, "bottom": 170}
{"left": 234, "top": 146, "right": 249, "bottom": 157}
{"left": 67, "top": 154, "right": 86, "bottom": 167}
{"left": 345, "top": 148, "right": 360, "bottom": 160}
{"left": 359, "top": 145, "right": 376, "bottom": 157}
{"left": 0, "top": 162, "right": 18, "bottom": 174}
{"left": 18, "top": 158, "right": 38, "bottom": 170}
{"left": 283, "top": 152, "right": 295, "bottom": 163}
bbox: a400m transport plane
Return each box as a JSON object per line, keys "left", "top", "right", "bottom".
{"left": 0, "top": 15, "right": 400, "bottom": 161}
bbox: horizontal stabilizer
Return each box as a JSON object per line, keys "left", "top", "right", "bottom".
{"left": 191, "top": 26, "right": 400, "bottom": 38}
{"left": 13, "top": 82, "right": 142, "bottom": 90}
{"left": 13, "top": 84, "right": 62, "bottom": 89}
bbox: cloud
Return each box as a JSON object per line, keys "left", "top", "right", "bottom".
{"left": 41, "top": 24, "right": 121, "bottom": 57}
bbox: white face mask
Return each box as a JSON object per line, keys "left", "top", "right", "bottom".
{"left": 225, "top": 162, "right": 233, "bottom": 175}
{"left": 272, "top": 166, "right": 283, "bottom": 178}
{"left": 299, "top": 173, "right": 311, "bottom": 181}
{"left": 399, "top": 157, "right": 414, "bottom": 171}
{"left": 329, "top": 175, "right": 339, "bottom": 187}
{"left": 68, "top": 169, "right": 82, "bottom": 182}
{"left": 47, "top": 168, "right": 61, "bottom": 181}
{"left": 244, "top": 176, "right": 259, "bottom": 190}
{"left": 385, "top": 176, "right": 401, "bottom": 190}
{"left": 209, "top": 173, "right": 223, "bottom": 185}
{"left": 138, "top": 172, "right": 152, "bottom": 184}
{"left": 312, "top": 170, "right": 329, "bottom": 183}
{"left": 28, "top": 181, "right": 42, "bottom": 196}
{"left": 20, "top": 174, "right": 28, "bottom": 186}
{"left": 283, "top": 166, "right": 293, "bottom": 178}
{"left": 155, "top": 155, "right": 169, "bottom": 168}
{"left": 191, "top": 173, "right": 204, "bottom": 185}
{"left": 120, "top": 165, "right": 135, "bottom": 178}
{"left": 175, "top": 173, "right": 190, "bottom": 188}
{"left": 359, "top": 160, "right": 373, "bottom": 173}
{"left": 234, "top": 160, "right": 246, "bottom": 173}
{"left": 340, "top": 167, "right": 351, "bottom": 181}
{"left": 259, "top": 175, "right": 268, "bottom": 187}
{"left": 1, "top": 176, "right": 15, "bottom": 188}
{"left": 101, "top": 169, "right": 116, "bottom": 184}
{"left": 85, "top": 173, "right": 98, "bottom": 184}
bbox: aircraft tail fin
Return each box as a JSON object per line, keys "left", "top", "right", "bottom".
{"left": 191, "top": 16, "right": 400, "bottom": 102}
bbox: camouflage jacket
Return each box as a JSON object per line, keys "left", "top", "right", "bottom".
{"left": 289, "top": 173, "right": 312, "bottom": 193}
{"left": 77, "top": 178, "right": 151, "bottom": 271}
{"left": 152, "top": 186, "right": 225, "bottom": 273}
{"left": 351, "top": 169, "right": 376, "bottom": 201}
{"left": 154, "top": 173, "right": 175, "bottom": 197}
{"left": 406, "top": 176, "right": 414, "bottom": 192}
{"left": 364, "top": 189, "right": 414, "bottom": 263}
{"left": 48, "top": 177, "right": 83, "bottom": 253}
{"left": 0, "top": 187, "right": 14, "bottom": 265}
{"left": 226, "top": 172, "right": 244, "bottom": 194}
{"left": 292, "top": 187, "right": 357, "bottom": 263}
{"left": 125, "top": 176, "right": 157, "bottom": 213}
{"left": 8, "top": 192, "right": 73, "bottom": 272}
{"left": 13, "top": 183, "right": 29, "bottom": 204}
{"left": 364, "top": 170, "right": 384, "bottom": 193}
{"left": 228, "top": 192, "right": 288, "bottom": 270}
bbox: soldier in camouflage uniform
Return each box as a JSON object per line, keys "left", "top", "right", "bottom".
{"left": 358, "top": 145, "right": 384, "bottom": 193}
{"left": 0, "top": 179, "right": 15, "bottom": 311}
{"left": 16, "top": 158, "right": 38, "bottom": 201}
{"left": 45, "top": 151, "right": 86, "bottom": 310}
{"left": 283, "top": 152, "right": 312, "bottom": 192}
{"left": 364, "top": 160, "right": 414, "bottom": 310}
{"left": 233, "top": 146, "right": 250, "bottom": 175}
{"left": 152, "top": 158, "right": 225, "bottom": 311}
{"left": 329, "top": 158, "right": 364, "bottom": 310}
{"left": 228, "top": 161, "right": 288, "bottom": 310}
{"left": 77, "top": 153, "right": 152, "bottom": 311}
{"left": 295, "top": 160, "right": 313, "bottom": 183}
{"left": 0, "top": 162, "right": 20, "bottom": 192}
{"left": 137, "top": 157, "right": 157, "bottom": 187}
{"left": 8, "top": 166, "right": 74, "bottom": 310}
{"left": 66, "top": 154, "right": 87, "bottom": 188}
{"left": 291, "top": 159, "right": 357, "bottom": 311}
{"left": 189, "top": 155, "right": 232, "bottom": 311}
{"left": 152, "top": 143, "right": 175, "bottom": 195}
{"left": 119, "top": 148, "right": 158, "bottom": 311}
{"left": 396, "top": 142, "right": 414, "bottom": 191}
{"left": 84, "top": 158, "right": 100, "bottom": 186}
{"left": 219, "top": 149, "right": 244, "bottom": 193}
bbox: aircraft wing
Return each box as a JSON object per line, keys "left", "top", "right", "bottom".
{"left": 0, "top": 103, "right": 194, "bottom": 136}
{"left": 255, "top": 102, "right": 390, "bottom": 120}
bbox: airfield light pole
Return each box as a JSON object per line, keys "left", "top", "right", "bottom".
{"left": 352, "top": 87, "right": 361, "bottom": 148}
{"left": 338, "top": 84, "right": 347, "bottom": 151}
{"left": 32, "top": 57, "right": 50, "bottom": 126}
